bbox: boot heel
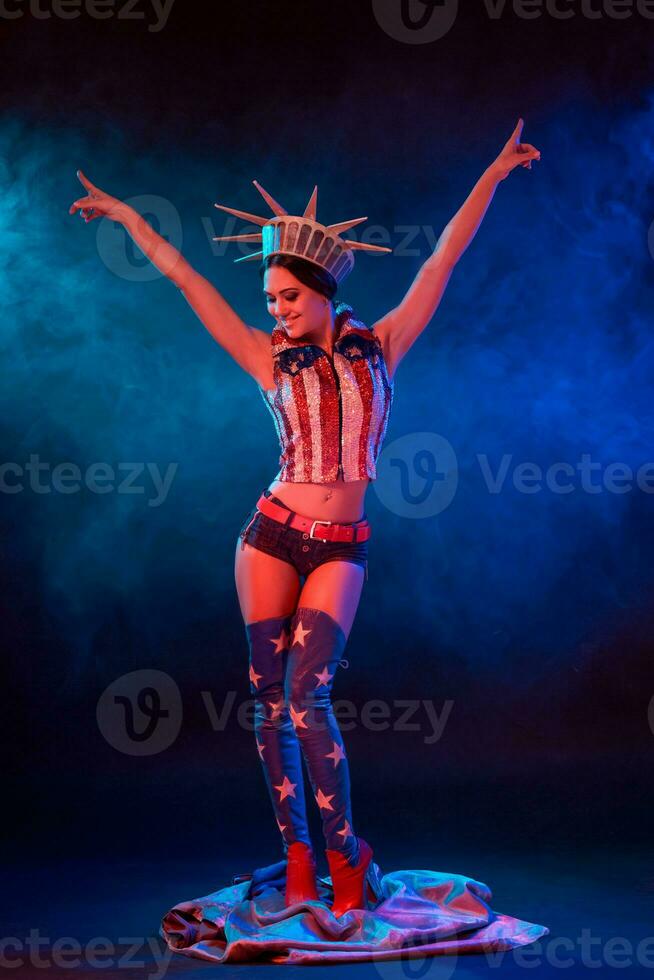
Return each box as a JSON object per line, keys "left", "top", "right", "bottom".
{"left": 326, "top": 836, "right": 374, "bottom": 916}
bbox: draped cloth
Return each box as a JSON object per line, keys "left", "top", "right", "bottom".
{"left": 159, "top": 856, "right": 550, "bottom": 965}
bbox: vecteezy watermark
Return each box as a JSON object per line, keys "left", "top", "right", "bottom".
{"left": 96, "top": 669, "right": 183, "bottom": 756}
{"left": 97, "top": 194, "right": 183, "bottom": 279}
{"left": 0, "top": 455, "right": 178, "bottom": 507}
{"left": 113, "top": 207, "right": 443, "bottom": 268}
{"left": 374, "top": 434, "right": 654, "bottom": 517}
{"left": 203, "top": 692, "right": 454, "bottom": 746}
{"left": 0, "top": 0, "right": 175, "bottom": 32}
{"left": 371, "top": 0, "right": 460, "bottom": 43}
{"left": 373, "top": 930, "right": 654, "bottom": 975}
{"left": 0, "top": 931, "right": 173, "bottom": 978}
{"left": 374, "top": 933, "right": 459, "bottom": 980}
{"left": 371, "top": 0, "right": 654, "bottom": 44}
{"left": 96, "top": 669, "right": 454, "bottom": 755}
{"left": 374, "top": 432, "right": 459, "bottom": 519}
{"left": 478, "top": 453, "right": 654, "bottom": 495}
{"left": 478, "top": 931, "right": 654, "bottom": 970}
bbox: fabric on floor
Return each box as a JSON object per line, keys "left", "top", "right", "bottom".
{"left": 159, "top": 856, "right": 550, "bottom": 965}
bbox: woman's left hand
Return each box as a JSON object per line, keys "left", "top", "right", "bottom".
{"left": 490, "top": 118, "right": 541, "bottom": 181}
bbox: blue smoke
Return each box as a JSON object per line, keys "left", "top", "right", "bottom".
{"left": 2, "top": 94, "right": 653, "bottom": 700}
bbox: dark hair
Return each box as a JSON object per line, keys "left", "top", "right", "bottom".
{"left": 259, "top": 253, "right": 338, "bottom": 303}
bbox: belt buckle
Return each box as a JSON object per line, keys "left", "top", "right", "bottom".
{"left": 309, "top": 519, "right": 332, "bottom": 542}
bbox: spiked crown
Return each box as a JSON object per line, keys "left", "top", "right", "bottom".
{"left": 213, "top": 180, "right": 392, "bottom": 285}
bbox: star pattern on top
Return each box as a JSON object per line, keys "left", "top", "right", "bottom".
{"left": 315, "top": 788, "right": 336, "bottom": 812}
{"left": 269, "top": 628, "right": 290, "bottom": 654}
{"left": 325, "top": 740, "right": 347, "bottom": 767}
{"left": 274, "top": 775, "right": 297, "bottom": 802}
{"left": 289, "top": 703, "right": 309, "bottom": 730}
{"left": 336, "top": 819, "right": 354, "bottom": 840}
{"left": 314, "top": 666, "right": 334, "bottom": 688}
{"left": 291, "top": 619, "right": 312, "bottom": 648}
{"left": 268, "top": 698, "right": 285, "bottom": 721}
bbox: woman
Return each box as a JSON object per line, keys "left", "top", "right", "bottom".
{"left": 70, "top": 119, "right": 540, "bottom": 917}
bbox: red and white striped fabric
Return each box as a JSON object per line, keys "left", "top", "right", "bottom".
{"left": 258, "top": 303, "right": 394, "bottom": 483}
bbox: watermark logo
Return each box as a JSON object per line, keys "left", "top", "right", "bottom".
{"left": 374, "top": 934, "right": 459, "bottom": 979}
{"left": 0, "top": 455, "right": 178, "bottom": 507}
{"left": 207, "top": 213, "right": 446, "bottom": 262}
{"left": 374, "top": 435, "right": 654, "bottom": 517}
{"left": 373, "top": 929, "right": 654, "bottom": 975}
{"left": 0, "top": 931, "right": 173, "bottom": 978}
{"left": 96, "top": 669, "right": 183, "bottom": 756}
{"left": 97, "top": 672, "right": 453, "bottom": 754}
{"left": 374, "top": 432, "right": 459, "bottom": 518}
{"left": 0, "top": 0, "right": 176, "bottom": 32}
{"left": 478, "top": 452, "right": 654, "bottom": 495}
{"left": 96, "top": 194, "right": 182, "bottom": 281}
{"left": 372, "top": 0, "right": 460, "bottom": 43}
{"left": 372, "top": 0, "right": 654, "bottom": 44}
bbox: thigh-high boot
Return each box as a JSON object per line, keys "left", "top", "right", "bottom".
{"left": 284, "top": 606, "right": 360, "bottom": 857}
{"left": 245, "top": 613, "right": 319, "bottom": 902}
{"left": 285, "top": 606, "right": 376, "bottom": 913}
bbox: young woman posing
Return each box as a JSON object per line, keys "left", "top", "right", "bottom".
{"left": 70, "top": 119, "right": 540, "bottom": 916}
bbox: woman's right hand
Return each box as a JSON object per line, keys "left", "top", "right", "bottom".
{"left": 69, "top": 169, "right": 126, "bottom": 223}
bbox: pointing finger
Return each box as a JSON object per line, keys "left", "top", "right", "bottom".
{"left": 76, "top": 169, "right": 99, "bottom": 194}
{"left": 512, "top": 118, "right": 524, "bottom": 142}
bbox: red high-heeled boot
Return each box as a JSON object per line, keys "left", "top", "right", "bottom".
{"left": 285, "top": 841, "right": 319, "bottom": 905}
{"left": 325, "top": 837, "right": 375, "bottom": 916}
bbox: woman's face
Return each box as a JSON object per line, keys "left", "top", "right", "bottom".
{"left": 263, "top": 265, "right": 329, "bottom": 338}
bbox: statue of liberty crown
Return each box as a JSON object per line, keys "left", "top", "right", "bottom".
{"left": 213, "top": 180, "right": 392, "bottom": 285}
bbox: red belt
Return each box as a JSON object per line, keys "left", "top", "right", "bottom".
{"left": 255, "top": 493, "right": 371, "bottom": 543}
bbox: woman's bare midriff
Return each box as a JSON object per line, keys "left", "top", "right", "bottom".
{"left": 266, "top": 476, "right": 370, "bottom": 523}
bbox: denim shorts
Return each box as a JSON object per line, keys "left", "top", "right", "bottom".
{"left": 238, "top": 489, "right": 369, "bottom": 581}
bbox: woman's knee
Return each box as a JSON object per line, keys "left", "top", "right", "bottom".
{"left": 284, "top": 660, "right": 334, "bottom": 723}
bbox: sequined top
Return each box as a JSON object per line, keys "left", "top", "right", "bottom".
{"left": 258, "top": 302, "right": 394, "bottom": 483}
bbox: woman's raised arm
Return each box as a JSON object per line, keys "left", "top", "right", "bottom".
{"left": 70, "top": 170, "right": 270, "bottom": 385}
{"left": 373, "top": 119, "right": 541, "bottom": 378}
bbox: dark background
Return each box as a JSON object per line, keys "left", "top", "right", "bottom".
{"left": 2, "top": 0, "right": 654, "bottom": 972}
